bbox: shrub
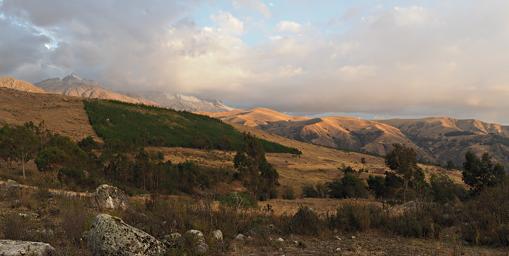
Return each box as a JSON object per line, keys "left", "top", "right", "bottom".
{"left": 35, "top": 135, "right": 91, "bottom": 173}
{"left": 328, "top": 173, "right": 369, "bottom": 199}
{"left": 2, "top": 212, "right": 27, "bottom": 240}
{"left": 430, "top": 174, "right": 466, "bottom": 204}
{"left": 460, "top": 178, "right": 509, "bottom": 246}
{"left": 219, "top": 192, "right": 257, "bottom": 209}
{"left": 367, "top": 175, "right": 385, "bottom": 199}
{"left": 302, "top": 183, "right": 327, "bottom": 198}
{"left": 330, "top": 204, "right": 383, "bottom": 232}
{"left": 385, "top": 204, "right": 441, "bottom": 239}
{"left": 282, "top": 186, "right": 295, "bottom": 200}
{"left": 59, "top": 199, "right": 93, "bottom": 246}
{"left": 78, "top": 136, "right": 99, "bottom": 152}
{"left": 288, "top": 207, "right": 322, "bottom": 235}
{"left": 462, "top": 151, "right": 505, "bottom": 194}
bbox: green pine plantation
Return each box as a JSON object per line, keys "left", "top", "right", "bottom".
{"left": 84, "top": 99, "right": 301, "bottom": 154}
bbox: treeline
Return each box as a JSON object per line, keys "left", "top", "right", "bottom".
{"left": 301, "top": 144, "right": 505, "bottom": 203}
{"left": 0, "top": 122, "right": 284, "bottom": 199}
{"left": 0, "top": 122, "right": 234, "bottom": 194}
{"left": 297, "top": 144, "right": 508, "bottom": 246}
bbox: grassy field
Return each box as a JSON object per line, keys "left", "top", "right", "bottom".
{"left": 84, "top": 100, "right": 300, "bottom": 153}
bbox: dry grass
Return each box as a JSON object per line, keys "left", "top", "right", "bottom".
{"left": 0, "top": 88, "right": 98, "bottom": 141}
{"left": 261, "top": 198, "right": 383, "bottom": 216}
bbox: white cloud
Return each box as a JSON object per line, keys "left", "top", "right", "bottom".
{"left": 277, "top": 20, "right": 302, "bottom": 33}
{"left": 393, "top": 6, "right": 433, "bottom": 27}
{"left": 211, "top": 12, "right": 244, "bottom": 35}
{"left": 2, "top": 1, "right": 509, "bottom": 123}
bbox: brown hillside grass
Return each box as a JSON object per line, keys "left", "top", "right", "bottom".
{"left": 0, "top": 88, "right": 98, "bottom": 141}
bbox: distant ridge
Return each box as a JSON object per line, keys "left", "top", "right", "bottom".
{"left": 36, "top": 74, "right": 235, "bottom": 112}
{"left": 205, "top": 108, "right": 509, "bottom": 167}
{"left": 136, "top": 91, "right": 235, "bottom": 113}
{"left": 0, "top": 77, "right": 45, "bottom": 93}
{"left": 35, "top": 74, "right": 158, "bottom": 106}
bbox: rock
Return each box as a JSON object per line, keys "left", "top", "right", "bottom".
{"left": 93, "top": 184, "right": 128, "bottom": 210}
{"left": 211, "top": 230, "right": 223, "bottom": 242}
{"left": 162, "top": 232, "right": 182, "bottom": 248}
{"left": 276, "top": 237, "right": 285, "bottom": 243}
{"left": 351, "top": 235, "right": 356, "bottom": 239}
{"left": 235, "top": 234, "right": 246, "bottom": 241}
{"left": 0, "top": 240, "right": 55, "bottom": 256}
{"left": 293, "top": 240, "right": 306, "bottom": 248}
{"left": 184, "top": 230, "right": 208, "bottom": 255}
{"left": 87, "top": 214, "right": 166, "bottom": 256}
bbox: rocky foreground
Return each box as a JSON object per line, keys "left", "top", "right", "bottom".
{"left": 1, "top": 182, "right": 507, "bottom": 256}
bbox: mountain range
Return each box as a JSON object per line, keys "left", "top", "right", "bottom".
{"left": 207, "top": 108, "right": 509, "bottom": 168}
{"left": 33, "top": 74, "right": 234, "bottom": 112}
{"left": 2, "top": 75, "right": 508, "bottom": 168}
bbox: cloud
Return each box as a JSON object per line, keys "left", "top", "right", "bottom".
{"left": 277, "top": 20, "right": 302, "bottom": 33}
{"left": 211, "top": 11, "right": 244, "bottom": 35}
{"left": 392, "top": 6, "right": 433, "bottom": 27}
{"left": 2, "top": 1, "right": 509, "bottom": 123}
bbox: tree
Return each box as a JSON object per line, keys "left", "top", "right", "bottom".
{"left": 328, "top": 167, "right": 368, "bottom": 199}
{"left": 367, "top": 175, "right": 386, "bottom": 199}
{"left": 430, "top": 174, "right": 466, "bottom": 204}
{"left": 78, "top": 136, "right": 99, "bottom": 152}
{"left": 35, "top": 134, "right": 91, "bottom": 187}
{"left": 233, "top": 133, "right": 279, "bottom": 200}
{"left": 385, "top": 144, "right": 421, "bottom": 202}
{"left": 462, "top": 151, "right": 505, "bottom": 194}
{"left": 445, "top": 160, "right": 456, "bottom": 170}
{"left": 0, "top": 124, "right": 39, "bottom": 179}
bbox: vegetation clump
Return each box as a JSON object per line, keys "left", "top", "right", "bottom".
{"left": 327, "top": 166, "right": 369, "bottom": 199}
{"left": 233, "top": 133, "right": 280, "bottom": 200}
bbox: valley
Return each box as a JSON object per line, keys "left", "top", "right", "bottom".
{"left": 0, "top": 77, "right": 506, "bottom": 256}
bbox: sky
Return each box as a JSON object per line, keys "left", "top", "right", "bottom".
{"left": 1, "top": 0, "right": 509, "bottom": 124}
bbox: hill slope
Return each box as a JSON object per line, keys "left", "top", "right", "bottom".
{"left": 84, "top": 100, "right": 299, "bottom": 153}
{"left": 207, "top": 108, "right": 509, "bottom": 167}
{"left": 0, "top": 77, "right": 45, "bottom": 93}
{"left": 0, "top": 88, "right": 97, "bottom": 140}
{"left": 380, "top": 117, "right": 509, "bottom": 167}
{"left": 36, "top": 74, "right": 158, "bottom": 106}
{"left": 207, "top": 108, "right": 309, "bottom": 127}
{"left": 137, "top": 92, "right": 235, "bottom": 112}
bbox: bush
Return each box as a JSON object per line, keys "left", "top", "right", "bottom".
{"left": 78, "top": 136, "right": 99, "bottom": 152}
{"left": 367, "top": 176, "right": 385, "bottom": 199}
{"left": 388, "top": 211, "right": 436, "bottom": 238}
{"left": 328, "top": 173, "right": 369, "bottom": 199}
{"left": 59, "top": 199, "right": 93, "bottom": 246}
{"left": 35, "top": 135, "right": 91, "bottom": 173}
{"left": 302, "top": 183, "right": 327, "bottom": 198}
{"left": 330, "top": 204, "right": 383, "bottom": 232}
{"left": 460, "top": 178, "right": 509, "bottom": 246}
{"left": 281, "top": 186, "right": 295, "bottom": 200}
{"left": 219, "top": 192, "right": 257, "bottom": 209}
{"left": 385, "top": 204, "right": 441, "bottom": 239}
{"left": 288, "top": 207, "right": 322, "bottom": 235}
{"left": 430, "top": 174, "right": 466, "bottom": 204}
{"left": 1, "top": 212, "right": 28, "bottom": 240}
